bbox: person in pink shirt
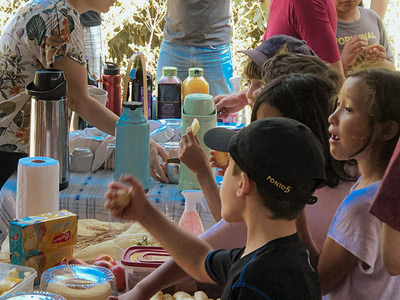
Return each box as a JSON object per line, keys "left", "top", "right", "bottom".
{"left": 264, "top": 0, "right": 342, "bottom": 75}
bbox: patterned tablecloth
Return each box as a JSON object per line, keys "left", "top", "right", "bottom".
{"left": 0, "top": 170, "right": 216, "bottom": 244}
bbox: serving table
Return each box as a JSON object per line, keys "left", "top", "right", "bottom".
{"left": 0, "top": 170, "right": 216, "bottom": 245}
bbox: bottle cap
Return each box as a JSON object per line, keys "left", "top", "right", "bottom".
{"left": 162, "top": 66, "right": 177, "bottom": 77}
{"left": 104, "top": 62, "right": 120, "bottom": 75}
{"left": 188, "top": 68, "right": 204, "bottom": 77}
{"left": 122, "top": 101, "right": 143, "bottom": 111}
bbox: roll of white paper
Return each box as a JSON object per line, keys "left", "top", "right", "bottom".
{"left": 16, "top": 157, "right": 60, "bottom": 219}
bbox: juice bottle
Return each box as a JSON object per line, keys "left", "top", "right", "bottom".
{"left": 157, "top": 66, "right": 182, "bottom": 119}
{"left": 182, "top": 68, "right": 209, "bottom": 103}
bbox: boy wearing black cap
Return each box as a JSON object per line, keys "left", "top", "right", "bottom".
{"left": 105, "top": 118, "right": 325, "bottom": 300}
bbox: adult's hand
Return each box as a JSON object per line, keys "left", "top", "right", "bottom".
{"left": 215, "top": 90, "right": 248, "bottom": 119}
{"left": 150, "top": 139, "right": 169, "bottom": 183}
{"left": 340, "top": 36, "right": 368, "bottom": 70}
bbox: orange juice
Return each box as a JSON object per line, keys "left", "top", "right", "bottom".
{"left": 182, "top": 68, "right": 209, "bottom": 103}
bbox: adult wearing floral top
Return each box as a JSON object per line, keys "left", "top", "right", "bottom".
{"left": 0, "top": 0, "right": 168, "bottom": 188}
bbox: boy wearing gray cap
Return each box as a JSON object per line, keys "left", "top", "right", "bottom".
{"left": 105, "top": 118, "right": 325, "bottom": 300}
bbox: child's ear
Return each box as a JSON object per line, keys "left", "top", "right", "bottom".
{"left": 381, "top": 121, "right": 399, "bottom": 141}
{"left": 237, "top": 172, "right": 253, "bottom": 197}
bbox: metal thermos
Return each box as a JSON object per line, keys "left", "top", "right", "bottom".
{"left": 26, "top": 69, "right": 69, "bottom": 190}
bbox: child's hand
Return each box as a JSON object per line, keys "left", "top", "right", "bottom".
{"left": 179, "top": 127, "right": 210, "bottom": 174}
{"left": 104, "top": 175, "right": 149, "bottom": 222}
{"left": 341, "top": 36, "right": 368, "bottom": 70}
{"left": 209, "top": 150, "right": 229, "bottom": 176}
{"left": 365, "top": 44, "right": 386, "bottom": 62}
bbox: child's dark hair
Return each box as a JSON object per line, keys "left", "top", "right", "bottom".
{"left": 262, "top": 52, "right": 342, "bottom": 104}
{"left": 231, "top": 160, "right": 304, "bottom": 220}
{"left": 251, "top": 73, "right": 355, "bottom": 190}
{"left": 348, "top": 68, "right": 400, "bottom": 175}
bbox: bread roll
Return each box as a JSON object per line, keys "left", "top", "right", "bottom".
{"left": 173, "top": 291, "right": 193, "bottom": 300}
{"left": 194, "top": 291, "right": 208, "bottom": 300}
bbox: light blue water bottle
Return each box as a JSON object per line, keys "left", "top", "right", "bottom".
{"left": 115, "top": 102, "right": 150, "bottom": 191}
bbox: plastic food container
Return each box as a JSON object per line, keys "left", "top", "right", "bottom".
{"left": 40, "top": 265, "right": 117, "bottom": 300}
{"left": 121, "top": 246, "right": 170, "bottom": 289}
{"left": 0, "top": 263, "right": 37, "bottom": 298}
{"left": 0, "top": 291, "right": 66, "bottom": 300}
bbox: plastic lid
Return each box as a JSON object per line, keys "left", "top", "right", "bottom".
{"left": 0, "top": 291, "right": 66, "bottom": 300}
{"left": 121, "top": 246, "right": 170, "bottom": 268}
{"left": 183, "top": 93, "right": 215, "bottom": 116}
{"left": 122, "top": 101, "right": 143, "bottom": 110}
{"left": 41, "top": 265, "right": 114, "bottom": 289}
{"left": 162, "top": 67, "right": 177, "bottom": 77}
{"left": 104, "top": 62, "right": 120, "bottom": 75}
{"left": 188, "top": 68, "right": 204, "bottom": 77}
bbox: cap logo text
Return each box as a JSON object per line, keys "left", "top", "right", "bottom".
{"left": 267, "top": 176, "right": 292, "bottom": 193}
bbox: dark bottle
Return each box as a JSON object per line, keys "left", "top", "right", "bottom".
{"left": 157, "top": 66, "right": 182, "bottom": 119}
{"left": 127, "top": 57, "right": 153, "bottom": 119}
{"left": 103, "top": 62, "right": 121, "bottom": 116}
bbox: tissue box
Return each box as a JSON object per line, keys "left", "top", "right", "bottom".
{"left": 9, "top": 210, "right": 77, "bottom": 256}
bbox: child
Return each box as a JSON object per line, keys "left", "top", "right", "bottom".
{"left": 105, "top": 117, "right": 325, "bottom": 299}
{"left": 335, "top": 0, "right": 395, "bottom": 73}
{"left": 215, "top": 34, "right": 317, "bottom": 118}
{"left": 300, "top": 68, "right": 400, "bottom": 298}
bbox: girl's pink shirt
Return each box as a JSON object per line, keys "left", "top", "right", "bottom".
{"left": 200, "top": 180, "right": 354, "bottom": 251}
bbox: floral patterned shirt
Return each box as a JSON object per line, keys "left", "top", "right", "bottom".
{"left": 0, "top": 0, "right": 85, "bottom": 153}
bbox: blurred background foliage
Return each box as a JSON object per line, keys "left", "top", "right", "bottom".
{"left": 1, "top": 0, "right": 399, "bottom": 86}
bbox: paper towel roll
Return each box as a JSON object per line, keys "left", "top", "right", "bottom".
{"left": 16, "top": 157, "right": 60, "bottom": 219}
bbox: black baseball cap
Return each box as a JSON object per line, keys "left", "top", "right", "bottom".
{"left": 204, "top": 118, "right": 326, "bottom": 204}
{"left": 238, "top": 34, "right": 317, "bottom": 68}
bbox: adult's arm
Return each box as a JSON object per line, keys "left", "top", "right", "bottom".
{"left": 214, "top": 89, "right": 248, "bottom": 119}
{"left": 53, "top": 56, "right": 118, "bottom": 135}
{"left": 370, "top": 0, "right": 389, "bottom": 19}
{"left": 53, "top": 57, "right": 169, "bottom": 182}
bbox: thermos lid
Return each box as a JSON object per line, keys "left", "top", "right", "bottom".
{"left": 183, "top": 93, "right": 215, "bottom": 116}
{"left": 123, "top": 101, "right": 143, "bottom": 111}
{"left": 162, "top": 66, "right": 177, "bottom": 77}
{"left": 188, "top": 68, "right": 204, "bottom": 77}
{"left": 104, "top": 62, "right": 120, "bottom": 75}
{"left": 26, "top": 69, "right": 66, "bottom": 100}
